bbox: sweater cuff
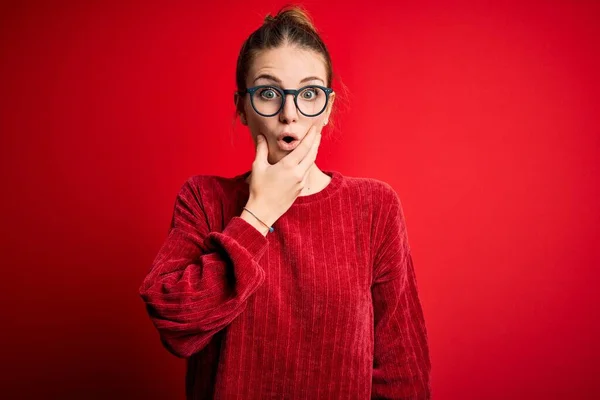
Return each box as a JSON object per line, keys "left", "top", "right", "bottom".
{"left": 220, "top": 216, "right": 269, "bottom": 260}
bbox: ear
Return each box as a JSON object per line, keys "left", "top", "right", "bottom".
{"left": 234, "top": 92, "right": 247, "bottom": 125}
{"left": 328, "top": 91, "right": 336, "bottom": 110}
{"left": 234, "top": 92, "right": 242, "bottom": 111}
{"left": 324, "top": 91, "right": 335, "bottom": 124}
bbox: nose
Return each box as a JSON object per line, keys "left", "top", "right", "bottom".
{"left": 279, "top": 93, "right": 298, "bottom": 123}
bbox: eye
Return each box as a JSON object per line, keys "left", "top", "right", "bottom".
{"left": 300, "top": 87, "right": 318, "bottom": 100}
{"left": 258, "top": 87, "right": 280, "bottom": 100}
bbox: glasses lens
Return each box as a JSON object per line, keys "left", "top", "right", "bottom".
{"left": 251, "top": 87, "right": 282, "bottom": 116}
{"left": 297, "top": 86, "right": 327, "bottom": 116}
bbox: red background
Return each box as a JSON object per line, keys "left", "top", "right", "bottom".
{"left": 1, "top": 0, "right": 599, "bottom": 399}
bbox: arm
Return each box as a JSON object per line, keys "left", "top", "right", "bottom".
{"left": 139, "top": 177, "right": 269, "bottom": 358}
{"left": 371, "top": 189, "right": 431, "bottom": 399}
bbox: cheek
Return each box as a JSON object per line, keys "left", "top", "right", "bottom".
{"left": 247, "top": 114, "right": 276, "bottom": 136}
{"left": 313, "top": 115, "right": 327, "bottom": 129}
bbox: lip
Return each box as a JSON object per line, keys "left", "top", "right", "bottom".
{"left": 276, "top": 137, "right": 300, "bottom": 151}
{"left": 276, "top": 132, "right": 299, "bottom": 141}
{"left": 275, "top": 132, "right": 300, "bottom": 151}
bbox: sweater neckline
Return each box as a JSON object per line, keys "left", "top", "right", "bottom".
{"left": 235, "top": 169, "right": 344, "bottom": 205}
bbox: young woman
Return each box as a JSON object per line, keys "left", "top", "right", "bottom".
{"left": 139, "top": 5, "right": 431, "bottom": 399}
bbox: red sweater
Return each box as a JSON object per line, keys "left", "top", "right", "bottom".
{"left": 139, "top": 170, "right": 431, "bottom": 399}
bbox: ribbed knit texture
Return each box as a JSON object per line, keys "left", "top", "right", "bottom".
{"left": 139, "top": 170, "right": 431, "bottom": 399}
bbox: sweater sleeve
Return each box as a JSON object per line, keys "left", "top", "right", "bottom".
{"left": 371, "top": 188, "right": 431, "bottom": 399}
{"left": 138, "top": 177, "right": 269, "bottom": 358}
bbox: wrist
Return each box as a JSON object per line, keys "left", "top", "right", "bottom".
{"left": 241, "top": 201, "right": 276, "bottom": 236}
{"left": 244, "top": 200, "right": 276, "bottom": 227}
{"left": 240, "top": 210, "right": 270, "bottom": 236}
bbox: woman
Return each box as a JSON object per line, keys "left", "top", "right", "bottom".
{"left": 139, "top": 5, "right": 431, "bottom": 399}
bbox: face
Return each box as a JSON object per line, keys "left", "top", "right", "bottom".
{"left": 237, "top": 44, "right": 335, "bottom": 164}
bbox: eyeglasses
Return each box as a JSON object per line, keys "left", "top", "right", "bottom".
{"left": 239, "top": 85, "right": 333, "bottom": 117}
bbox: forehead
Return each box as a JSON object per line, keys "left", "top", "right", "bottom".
{"left": 248, "top": 45, "right": 327, "bottom": 86}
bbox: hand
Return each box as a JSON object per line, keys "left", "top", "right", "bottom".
{"left": 244, "top": 125, "right": 322, "bottom": 226}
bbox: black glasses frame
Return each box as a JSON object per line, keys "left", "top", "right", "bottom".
{"left": 239, "top": 85, "right": 333, "bottom": 117}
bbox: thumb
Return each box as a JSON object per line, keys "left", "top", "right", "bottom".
{"left": 254, "top": 135, "right": 268, "bottom": 165}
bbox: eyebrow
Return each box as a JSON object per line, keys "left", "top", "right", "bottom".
{"left": 253, "top": 74, "right": 325, "bottom": 85}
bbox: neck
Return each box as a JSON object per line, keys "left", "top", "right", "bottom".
{"left": 300, "top": 164, "right": 321, "bottom": 196}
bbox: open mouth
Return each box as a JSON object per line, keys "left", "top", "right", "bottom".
{"left": 277, "top": 135, "right": 300, "bottom": 151}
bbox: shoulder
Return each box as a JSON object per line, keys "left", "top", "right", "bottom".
{"left": 169, "top": 173, "right": 247, "bottom": 227}
{"left": 340, "top": 174, "right": 407, "bottom": 243}
{"left": 341, "top": 174, "right": 402, "bottom": 209}
{"left": 183, "top": 173, "right": 240, "bottom": 188}
{"left": 177, "top": 172, "right": 247, "bottom": 199}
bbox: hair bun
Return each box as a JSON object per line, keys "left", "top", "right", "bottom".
{"left": 264, "top": 5, "right": 318, "bottom": 33}
{"left": 263, "top": 14, "right": 276, "bottom": 24}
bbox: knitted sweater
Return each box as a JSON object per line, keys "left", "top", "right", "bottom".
{"left": 139, "top": 170, "right": 431, "bottom": 399}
